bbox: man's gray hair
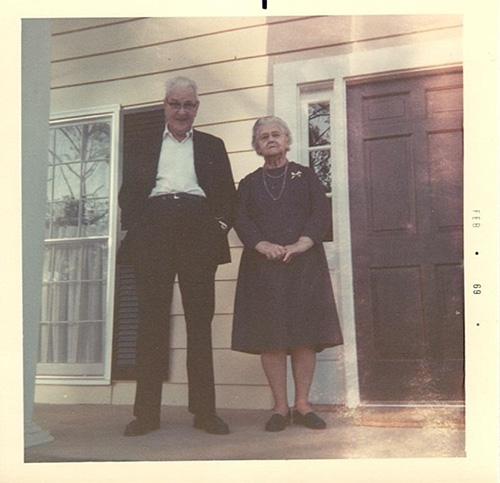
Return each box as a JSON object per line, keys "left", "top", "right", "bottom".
{"left": 164, "top": 76, "right": 198, "bottom": 99}
{"left": 251, "top": 116, "right": 293, "bottom": 152}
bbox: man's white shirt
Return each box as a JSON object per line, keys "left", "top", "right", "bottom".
{"left": 150, "top": 128, "right": 206, "bottom": 198}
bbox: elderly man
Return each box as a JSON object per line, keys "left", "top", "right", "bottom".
{"left": 118, "top": 76, "right": 236, "bottom": 436}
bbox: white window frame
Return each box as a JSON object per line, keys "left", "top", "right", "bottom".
{"left": 275, "top": 37, "right": 462, "bottom": 407}
{"left": 36, "top": 105, "right": 121, "bottom": 386}
{"left": 299, "top": 84, "right": 334, "bottom": 195}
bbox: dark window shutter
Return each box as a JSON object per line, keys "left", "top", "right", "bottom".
{"left": 112, "top": 264, "right": 140, "bottom": 379}
{"left": 111, "top": 106, "right": 165, "bottom": 380}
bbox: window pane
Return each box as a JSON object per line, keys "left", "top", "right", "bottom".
{"left": 46, "top": 164, "right": 54, "bottom": 199}
{"left": 47, "top": 323, "right": 68, "bottom": 363}
{"left": 308, "top": 102, "right": 330, "bottom": 147}
{"left": 48, "top": 129, "right": 56, "bottom": 165}
{"left": 309, "top": 149, "right": 332, "bottom": 192}
{"left": 84, "top": 122, "right": 111, "bottom": 162}
{"left": 38, "top": 322, "right": 52, "bottom": 362}
{"left": 38, "top": 321, "right": 104, "bottom": 364}
{"left": 43, "top": 241, "right": 107, "bottom": 283}
{"left": 53, "top": 126, "right": 84, "bottom": 164}
{"left": 40, "top": 284, "right": 51, "bottom": 322}
{"left": 42, "top": 246, "right": 52, "bottom": 283}
{"left": 53, "top": 163, "right": 81, "bottom": 201}
{"left": 41, "top": 280, "right": 106, "bottom": 323}
{"left": 51, "top": 201, "right": 81, "bottom": 238}
{"left": 45, "top": 203, "right": 53, "bottom": 238}
{"left": 76, "top": 322, "right": 104, "bottom": 363}
{"left": 82, "top": 161, "right": 109, "bottom": 198}
{"left": 43, "top": 244, "right": 82, "bottom": 282}
{"left": 80, "top": 241, "right": 108, "bottom": 280}
{"left": 79, "top": 282, "right": 106, "bottom": 320}
{"left": 81, "top": 198, "right": 109, "bottom": 237}
{"left": 52, "top": 121, "right": 111, "bottom": 164}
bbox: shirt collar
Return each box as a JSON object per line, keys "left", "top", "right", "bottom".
{"left": 163, "top": 125, "right": 194, "bottom": 143}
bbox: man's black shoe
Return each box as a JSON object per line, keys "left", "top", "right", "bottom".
{"left": 124, "top": 418, "right": 160, "bottom": 437}
{"left": 193, "top": 414, "right": 230, "bottom": 435}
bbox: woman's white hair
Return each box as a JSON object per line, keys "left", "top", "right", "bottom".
{"left": 164, "top": 76, "right": 198, "bottom": 100}
{"left": 251, "top": 116, "right": 293, "bottom": 153}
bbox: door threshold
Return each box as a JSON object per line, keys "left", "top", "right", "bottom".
{"left": 354, "top": 404, "right": 465, "bottom": 429}
{"left": 360, "top": 402, "right": 465, "bottom": 408}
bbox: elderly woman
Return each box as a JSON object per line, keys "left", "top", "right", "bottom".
{"left": 231, "top": 116, "right": 343, "bottom": 432}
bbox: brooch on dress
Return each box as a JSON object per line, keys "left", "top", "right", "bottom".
{"left": 290, "top": 170, "right": 303, "bottom": 179}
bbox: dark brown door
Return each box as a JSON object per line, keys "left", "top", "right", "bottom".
{"left": 347, "top": 70, "right": 464, "bottom": 402}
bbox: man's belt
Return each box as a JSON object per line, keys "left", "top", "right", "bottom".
{"left": 149, "top": 192, "right": 206, "bottom": 203}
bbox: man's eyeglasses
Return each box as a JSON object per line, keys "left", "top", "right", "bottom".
{"left": 166, "top": 101, "right": 199, "bottom": 112}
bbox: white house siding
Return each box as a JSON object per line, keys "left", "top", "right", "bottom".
{"left": 35, "top": 15, "right": 462, "bottom": 408}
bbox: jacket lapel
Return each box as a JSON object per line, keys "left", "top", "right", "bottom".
{"left": 193, "top": 129, "right": 209, "bottom": 191}
{"left": 151, "top": 122, "right": 165, "bottom": 176}
{"left": 193, "top": 129, "right": 202, "bottom": 176}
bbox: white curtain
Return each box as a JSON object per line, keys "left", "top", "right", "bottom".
{"left": 39, "top": 242, "right": 107, "bottom": 368}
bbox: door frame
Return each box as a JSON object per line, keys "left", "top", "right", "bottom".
{"left": 274, "top": 35, "right": 462, "bottom": 408}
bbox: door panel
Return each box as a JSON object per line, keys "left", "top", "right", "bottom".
{"left": 370, "top": 266, "right": 425, "bottom": 360}
{"left": 347, "top": 71, "right": 464, "bottom": 402}
{"left": 364, "top": 135, "right": 416, "bottom": 233}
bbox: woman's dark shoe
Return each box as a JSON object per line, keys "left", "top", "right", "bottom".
{"left": 124, "top": 418, "right": 160, "bottom": 436}
{"left": 292, "top": 410, "right": 327, "bottom": 430}
{"left": 265, "top": 411, "right": 290, "bottom": 432}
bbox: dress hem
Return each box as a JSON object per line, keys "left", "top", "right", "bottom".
{"left": 231, "top": 340, "right": 343, "bottom": 355}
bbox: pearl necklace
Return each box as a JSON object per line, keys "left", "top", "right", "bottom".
{"left": 262, "top": 162, "right": 289, "bottom": 201}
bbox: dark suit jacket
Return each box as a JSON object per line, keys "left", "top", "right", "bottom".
{"left": 117, "top": 127, "right": 236, "bottom": 265}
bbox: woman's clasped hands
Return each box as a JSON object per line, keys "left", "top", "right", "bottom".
{"left": 255, "top": 236, "right": 313, "bottom": 263}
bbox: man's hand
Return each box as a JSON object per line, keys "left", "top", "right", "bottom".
{"left": 255, "top": 241, "right": 286, "bottom": 261}
{"left": 282, "top": 236, "right": 314, "bottom": 263}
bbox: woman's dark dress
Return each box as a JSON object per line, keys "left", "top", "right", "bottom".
{"left": 231, "top": 161, "right": 343, "bottom": 354}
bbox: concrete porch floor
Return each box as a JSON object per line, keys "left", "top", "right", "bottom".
{"left": 25, "top": 404, "right": 465, "bottom": 462}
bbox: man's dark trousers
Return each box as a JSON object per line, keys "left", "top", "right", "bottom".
{"left": 131, "top": 194, "right": 220, "bottom": 424}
